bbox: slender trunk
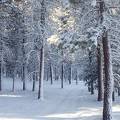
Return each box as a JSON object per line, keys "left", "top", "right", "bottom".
{"left": 91, "top": 80, "right": 94, "bottom": 95}
{"left": 0, "top": 61, "right": 1, "bottom": 91}
{"left": 22, "top": 64, "right": 25, "bottom": 90}
{"left": 12, "top": 70, "right": 15, "bottom": 92}
{"left": 88, "top": 50, "right": 94, "bottom": 94}
{"left": 118, "top": 87, "right": 120, "bottom": 96}
{"left": 12, "top": 77, "right": 15, "bottom": 92}
{"left": 61, "top": 50, "right": 64, "bottom": 88}
{"left": 46, "top": 69, "right": 49, "bottom": 81}
{"left": 38, "top": 0, "right": 45, "bottom": 100}
{"left": 32, "top": 73, "right": 36, "bottom": 91}
{"left": 0, "top": 41, "right": 2, "bottom": 91}
{"left": 54, "top": 67, "right": 57, "bottom": 80}
{"left": 103, "top": 29, "right": 113, "bottom": 120}
{"left": 112, "top": 91, "right": 115, "bottom": 102}
{"left": 97, "top": 42, "right": 104, "bottom": 101}
{"left": 61, "top": 63, "right": 64, "bottom": 88}
{"left": 68, "top": 63, "right": 72, "bottom": 84}
{"left": 50, "top": 62, "right": 53, "bottom": 84}
{"left": 76, "top": 69, "right": 78, "bottom": 85}
{"left": 36, "top": 72, "right": 38, "bottom": 81}
{"left": 96, "top": 1, "right": 113, "bottom": 119}
{"left": 22, "top": 38, "right": 26, "bottom": 91}
{"left": 88, "top": 82, "right": 91, "bottom": 92}
{"left": 38, "top": 46, "right": 44, "bottom": 99}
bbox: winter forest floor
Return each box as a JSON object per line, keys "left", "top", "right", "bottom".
{"left": 0, "top": 79, "right": 120, "bottom": 120}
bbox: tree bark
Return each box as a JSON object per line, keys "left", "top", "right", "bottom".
{"left": 46, "top": 69, "right": 49, "bottom": 81}
{"left": 112, "top": 91, "right": 115, "bottom": 102}
{"left": 0, "top": 61, "right": 1, "bottom": 91}
{"left": 118, "top": 87, "right": 120, "bottom": 96}
{"left": 97, "top": 42, "right": 104, "bottom": 101}
{"left": 0, "top": 39, "right": 2, "bottom": 91}
{"left": 76, "top": 68, "right": 78, "bottom": 85}
{"left": 12, "top": 70, "right": 15, "bottom": 92}
{"left": 88, "top": 82, "right": 91, "bottom": 92}
{"left": 32, "top": 72, "right": 36, "bottom": 91}
{"left": 68, "top": 63, "right": 72, "bottom": 84}
{"left": 22, "top": 39, "right": 26, "bottom": 91}
{"left": 22, "top": 64, "right": 26, "bottom": 90}
{"left": 96, "top": 1, "right": 113, "bottom": 119}
{"left": 61, "top": 63, "right": 64, "bottom": 88}
{"left": 103, "top": 29, "right": 113, "bottom": 120}
{"left": 54, "top": 67, "right": 57, "bottom": 80}
{"left": 38, "top": 46, "right": 44, "bottom": 99}
{"left": 88, "top": 50, "right": 94, "bottom": 94}
{"left": 50, "top": 62, "right": 53, "bottom": 84}
{"left": 38, "top": 0, "right": 45, "bottom": 100}
{"left": 91, "top": 80, "right": 94, "bottom": 95}
{"left": 61, "top": 50, "right": 64, "bottom": 88}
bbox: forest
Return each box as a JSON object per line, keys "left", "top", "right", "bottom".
{"left": 0, "top": 0, "right": 120, "bottom": 120}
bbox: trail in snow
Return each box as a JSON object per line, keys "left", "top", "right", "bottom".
{"left": 0, "top": 79, "right": 120, "bottom": 120}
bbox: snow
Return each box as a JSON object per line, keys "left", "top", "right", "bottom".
{"left": 91, "top": 0, "right": 96, "bottom": 7}
{"left": 0, "top": 78, "right": 120, "bottom": 120}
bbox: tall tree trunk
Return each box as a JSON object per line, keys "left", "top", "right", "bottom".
{"left": 96, "top": 1, "right": 113, "bottom": 119}
{"left": 88, "top": 82, "right": 91, "bottom": 92}
{"left": 91, "top": 80, "right": 94, "bottom": 95}
{"left": 22, "top": 39, "right": 26, "bottom": 91}
{"left": 88, "top": 50, "right": 94, "bottom": 94}
{"left": 12, "top": 70, "right": 15, "bottom": 92}
{"left": 12, "top": 77, "right": 15, "bottom": 92}
{"left": 46, "top": 69, "right": 49, "bottom": 81}
{"left": 50, "top": 62, "right": 53, "bottom": 84}
{"left": 103, "top": 29, "right": 113, "bottom": 120}
{"left": 0, "top": 40, "right": 2, "bottom": 91}
{"left": 22, "top": 64, "right": 26, "bottom": 90}
{"left": 36, "top": 72, "right": 38, "bottom": 81}
{"left": 61, "top": 62, "right": 64, "bottom": 88}
{"left": 97, "top": 42, "right": 104, "bottom": 101}
{"left": 32, "top": 72, "right": 36, "bottom": 91}
{"left": 118, "top": 87, "right": 120, "bottom": 96}
{"left": 38, "top": 0, "right": 45, "bottom": 100}
{"left": 54, "top": 67, "right": 57, "bottom": 80}
{"left": 76, "top": 68, "right": 78, "bottom": 85}
{"left": 38, "top": 46, "right": 44, "bottom": 99}
{"left": 68, "top": 63, "right": 72, "bottom": 84}
{"left": 112, "top": 91, "right": 115, "bottom": 102}
{"left": 61, "top": 50, "right": 64, "bottom": 88}
{"left": 0, "top": 61, "right": 1, "bottom": 91}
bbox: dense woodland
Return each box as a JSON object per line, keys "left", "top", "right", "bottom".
{"left": 0, "top": 0, "right": 120, "bottom": 120}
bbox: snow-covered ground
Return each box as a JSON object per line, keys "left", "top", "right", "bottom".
{"left": 0, "top": 78, "right": 120, "bottom": 120}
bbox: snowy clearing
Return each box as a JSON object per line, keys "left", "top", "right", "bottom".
{"left": 0, "top": 80, "right": 120, "bottom": 120}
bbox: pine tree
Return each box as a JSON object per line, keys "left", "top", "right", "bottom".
{"left": 38, "top": 0, "right": 45, "bottom": 100}
{"left": 102, "top": 28, "right": 113, "bottom": 120}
